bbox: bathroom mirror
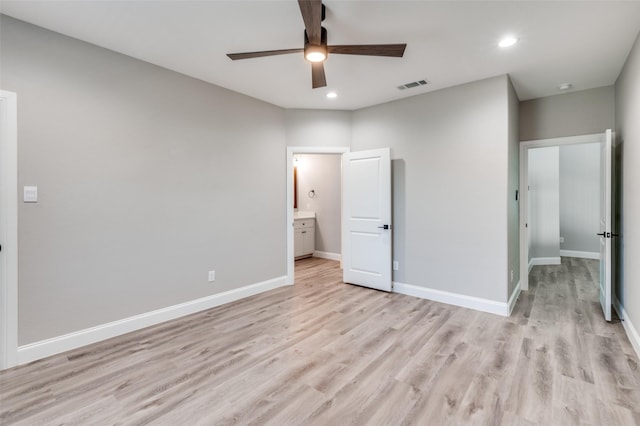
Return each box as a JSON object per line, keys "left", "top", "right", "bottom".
{"left": 293, "top": 165, "right": 298, "bottom": 209}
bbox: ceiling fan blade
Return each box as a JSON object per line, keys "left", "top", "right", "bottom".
{"left": 327, "top": 44, "right": 407, "bottom": 57}
{"left": 227, "top": 48, "right": 303, "bottom": 60}
{"left": 311, "top": 62, "right": 327, "bottom": 89}
{"left": 298, "top": 0, "right": 323, "bottom": 45}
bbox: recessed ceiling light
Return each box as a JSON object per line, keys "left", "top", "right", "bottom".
{"left": 499, "top": 36, "right": 518, "bottom": 48}
{"left": 558, "top": 83, "right": 573, "bottom": 91}
{"left": 326, "top": 92, "right": 338, "bottom": 99}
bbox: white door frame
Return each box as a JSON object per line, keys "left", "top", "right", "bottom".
{"left": 0, "top": 90, "right": 18, "bottom": 370}
{"left": 519, "top": 132, "right": 605, "bottom": 291}
{"left": 286, "top": 146, "right": 349, "bottom": 285}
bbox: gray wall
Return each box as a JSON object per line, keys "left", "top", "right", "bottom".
{"left": 296, "top": 154, "right": 342, "bottom": 255}
{"left": 615, "top": 31, "right": 640, "bottom": 337}
{"left": 0, "top": 15, "right": 537, "bottom": 347}
{"left": 1, "top": 16, "right": 287, "bottom": 345}
{"left": 352, "top": 75, "right": 511, "bottom": 303}
{"left": 285, "top": 109, "right": 351, "bottom": 147}
{"left": 528, "top": 147, "right": 560, "bottom": 260}
{"left": 507, "top": 80, "right": 520, "bottom": 295}
{"left": 520, "top": 86, "right": 615, "bottom": 141}
{"left": 559, "top": 143, "right": 600, "bottom": 254}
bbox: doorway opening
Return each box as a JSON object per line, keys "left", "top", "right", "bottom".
{"left": 519, "top": 130, "right": 614, "bottom": 320}
{"left": 286, "top": 147, "right": 349, "bottom": 285}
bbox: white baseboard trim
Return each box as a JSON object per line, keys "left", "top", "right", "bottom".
{"left": 17, "top": 275, "right": 288, "bottom": 365}
{"left": 528, "top": 258, "right": 534, "bottom": 273}
{"left": 530, "top": 257, "right": 561, "bottom": 267}
{"left": 560, "top": 250, "right": 600, "bottom": 260}
{"left": 614, "top": 296, "right": 640, "bottom": 360}
{"left": 393, "top": 281, "right": 510, "bottom": 317}
{"left": 508, "top": 281, "right": 522, "bottom": 316}
{"left": 313, "top": 251, "right": 341, "bottom": 261}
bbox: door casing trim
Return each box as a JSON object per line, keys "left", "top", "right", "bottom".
{"left": 519, "top": 132, "right": 605, "bottom": 291}
{"left": 286, "top": 146, "right": 349, "bottom": 285}
{"left": 0, "top": 90, "right": 18, "bottom": 370}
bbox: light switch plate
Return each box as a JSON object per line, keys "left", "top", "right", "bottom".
{"left": 24, "top": 186, "right": 38, "bottom": 203}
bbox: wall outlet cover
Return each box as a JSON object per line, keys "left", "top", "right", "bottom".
{"left": 393, "top": 261, "right": 399, "bottom": 271}
{"left": 208, "top": 271, "right": 216, "bottom": 282}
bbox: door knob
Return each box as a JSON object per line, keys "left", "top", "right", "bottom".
{"left": 597, "top": 232, "right": 615, "bottom": 238}
{"left": 378, "top": 224, "right": 390, "bottom": 230}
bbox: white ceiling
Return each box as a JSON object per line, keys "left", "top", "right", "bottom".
{"left": 2, "top": 1, "right": 640, "bottom": 110}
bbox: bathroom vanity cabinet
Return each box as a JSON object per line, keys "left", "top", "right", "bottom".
{"left": 294, "top": 212, "right": 315, "bottom": 259}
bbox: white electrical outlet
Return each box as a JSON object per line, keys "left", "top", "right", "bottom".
{"left": 510, "top": 270, "right": 514, "bottom": 283}
{"left": 393, "top": 261, "right": 399, "bottom": 271}
{"left": 559, "top": 237, "right": 565, "bottom": 243}
{"left": 208, "top": 271, "right": 216, "bottom": 282}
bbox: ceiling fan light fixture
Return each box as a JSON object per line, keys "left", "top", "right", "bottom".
{"left": 305, "top": 45, "right": 327, "bottom": 63}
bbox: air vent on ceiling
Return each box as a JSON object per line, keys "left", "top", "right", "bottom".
{"left": 397, "top": 79, "right": 429, "bottom": 90}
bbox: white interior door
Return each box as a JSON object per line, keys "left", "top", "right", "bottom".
{"left": 342, "top": 148, "right": 392, "bottom": 292}
{"left": 598, "top": 129, "right": 613, "bottom": 321}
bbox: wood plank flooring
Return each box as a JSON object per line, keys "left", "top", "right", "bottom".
{"left": 1, "top": 257, "right": 639, "bottom": 425}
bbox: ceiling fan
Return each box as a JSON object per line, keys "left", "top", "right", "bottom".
{"left": 226, "top": 0, "right": 407, "bottom": 89}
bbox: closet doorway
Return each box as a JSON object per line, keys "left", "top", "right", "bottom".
{"left": 519, "top": 130, "right": 615, "bottom": 320}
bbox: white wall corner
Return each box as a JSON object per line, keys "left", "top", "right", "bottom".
{"left": 508, "top": 281, "right": 521, "bottom": 316}
{"left": 17, "top": 275, "right": 288, "bottom": 365}
{"left": 393, "top": 282, "right": 510, "bottom": 317}
{"left": 614, "top": 296, "right": 640, "bottom": 360}
{"left": 313, "top": 251, "right": 341, "bottom": 261}
{"left": 528, "top": 258, "right": 534, "bottom": 273}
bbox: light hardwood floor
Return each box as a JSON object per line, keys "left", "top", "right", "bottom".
{"left": 1, "top": 257, "right": 639, "bottom": 425}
